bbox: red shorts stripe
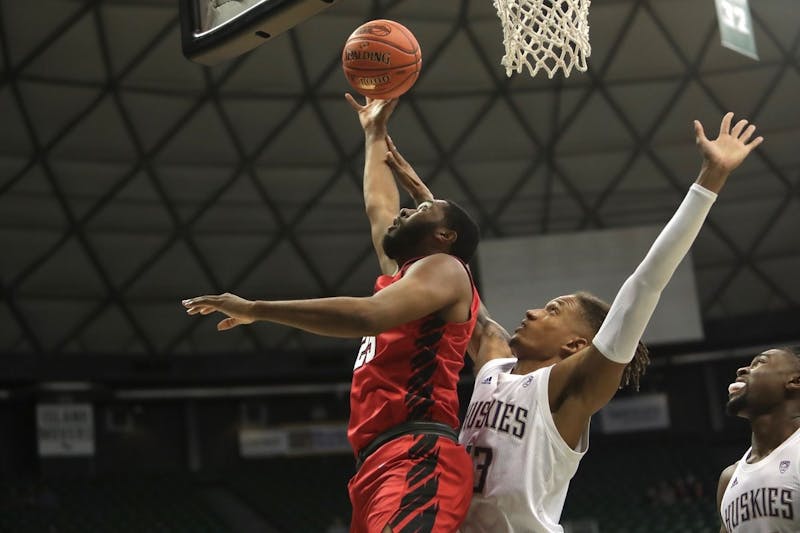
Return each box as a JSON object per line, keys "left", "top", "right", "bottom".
{"left": 349, "top": 434, "right": 473, "bottom": 533}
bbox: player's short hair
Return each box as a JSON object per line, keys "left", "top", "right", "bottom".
{"left": 442, "top": 200, "right": 480, "bottom": 263}
{"left": 777, "top": 346, "right": 800, "bottom": 369}
{"left": 779, "top": 346, "right": 800, "bottom": 357}
{"left": 573, "top": 291, "right": 651, "bottom": 391}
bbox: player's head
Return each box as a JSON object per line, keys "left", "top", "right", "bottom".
{"left": 382, "top": 199, "right": 479, "bottom": 264}
{"left": 510, "top": 291, "right": 650, "bottom": 390}
{"left": 725, "top": 346, "right": 800, "bottom": 419}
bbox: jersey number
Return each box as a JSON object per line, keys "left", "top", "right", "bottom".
{"left": 467, "top": 445, "right": 494, "bottom": 493}
{"left": 353, "top": 336, "right": 376, "bottom": 370}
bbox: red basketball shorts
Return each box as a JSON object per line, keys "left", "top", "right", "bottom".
{"left": 348, "top": 434, "right": 473, "bottom": 533}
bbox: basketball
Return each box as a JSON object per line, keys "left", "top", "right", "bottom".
{"left": 342, "top": 19, "right": 422, "bottom": 99}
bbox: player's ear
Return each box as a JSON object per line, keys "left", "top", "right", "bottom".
{"left": 561, "top": 337, "right": 588, "bottom": 357}
{"left": 787, "top": 373, "right": 800, "bottom": 392}
{"left": 437, "top": 229, "right": 457, "bottom": 246}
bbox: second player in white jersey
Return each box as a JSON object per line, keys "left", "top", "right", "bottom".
{"left": 717, "top": 347, "right": 800, "bottom": 533}
{"left": 720, "top": 427, "right": 800, "bottom": 532}
{"left": 460, "top": 360, "right": 588, "bottom": 533}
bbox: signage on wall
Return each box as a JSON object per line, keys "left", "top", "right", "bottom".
{"left": 36, "top": 403, "right": 95, "bottom": 457}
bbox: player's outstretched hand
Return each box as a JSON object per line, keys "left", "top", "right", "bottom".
{"left": 694, "top": 112, "right": 764, "bottom": 193}
{"left": 345, "top": 93, "right": 399, "bottom": 134}
{"left": 385, "top": 135, "right": 434, "bottom": 205}
{"left": 182, "top": 293, "right": 255, "bottom": 331}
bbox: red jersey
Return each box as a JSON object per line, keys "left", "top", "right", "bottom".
{"left": 347, "top": 257, "right": 481, "bottom": 453}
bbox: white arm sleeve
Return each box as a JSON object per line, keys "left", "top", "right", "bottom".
{"left": 592, "top": 184, "right": 717, "bottom": 364}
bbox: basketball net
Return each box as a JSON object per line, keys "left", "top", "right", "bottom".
{"left": 494, "top": 0, "right": 591, "bottom": 79}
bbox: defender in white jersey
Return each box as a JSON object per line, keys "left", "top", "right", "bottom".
{"left": 717, "top": 346, "right": 800, "bottom": 532}
{"left": 386, "top": 113, "right": 764, "bottom": 532}
{"left": 460, "top": 361, "right": 588, "bottom": 532}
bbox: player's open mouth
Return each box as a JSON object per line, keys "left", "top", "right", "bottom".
{"left": 728, "top": 381, "right": 746, "bottom": 396}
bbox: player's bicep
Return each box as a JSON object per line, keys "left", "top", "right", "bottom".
{"left": 717, "top": 463, "right": 736, "bottom": 533}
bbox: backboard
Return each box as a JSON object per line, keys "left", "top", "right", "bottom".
{"left": 180, "top": 0, "right": 340, "bottom": 66}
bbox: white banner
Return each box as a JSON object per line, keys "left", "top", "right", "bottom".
{"left": 598, "top": 393, "right": 670, "bottom": 434}
{"left": 239, "top": 428, "right": 289, "bottom": 458}
{"left": 36, "top": 403, "right": 95, "bottom": 457}
{"left": 239, "top": 423, "right": 349, "bottom": 457}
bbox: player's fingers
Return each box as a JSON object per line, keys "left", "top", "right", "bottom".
{"left": 719, "top": 112, "right": 734, "bottom": 136}
{"left": 739, "top": 124, "right": 756, "bottom": 144}
{"left": 386, "top": 135, "right": 406, "bottom": 162}
{"left": 182, "top": 296, "right": 210, "bottom": 308}
{"left": 693, "top": 120, "right": 708, "bottom": 144}
{"left": 217, "top": 318, "right": 240, "bottom": 331}
{"left": 344, "top": 92, "right": 362, "bottom": 111}
{"left": 386, "top": 135, "right": 401, "bottom": 160}
{"left": 385, "top": 98, "right": 399, "bottom": 113}
{"left": 731, "top": 118, "right": 748, "bottom": 138}
{"left": 746, "top": 136, "right": 764, "bottom": 151}
{"left": 199, "top": 306, "right": 216, "bottom": 315}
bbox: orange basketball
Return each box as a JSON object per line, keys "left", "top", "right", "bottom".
{"left": 342, "top": 19, "right": 422, "bottom": 99}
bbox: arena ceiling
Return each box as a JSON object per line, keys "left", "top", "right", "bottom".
{"left": 1, "top": 0, "right": 799, "bottom": 367}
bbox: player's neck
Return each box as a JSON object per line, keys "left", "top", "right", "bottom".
{"left": 511, "top": 357, "right": 559, "bottom": 375}
{"left": 396, "top": 247, "right": 447, "bottom": 266}
{"left": 747, "top": 410, "right": 800, "bottom": 461}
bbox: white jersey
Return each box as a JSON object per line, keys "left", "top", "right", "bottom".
{"left": 458, "top": 358, "right": 589, "bottom": 533}
{"left": 720, "top": 427, "right": 800, "bottom": 532}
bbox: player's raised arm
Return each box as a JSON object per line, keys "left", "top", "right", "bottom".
{"left": 466, "top": 302, "right": 513, "bottom": 375}
{"left": 385, "top": 135, "right": 434, "bottom": 206}
{"left": 548, "top": 113, "right": 764, "bottom": 447}
{"left": 182, "top": 253, "right": 471, "bottom": 338}
{"left": 346, "top": 94, "right": 400, "bottom": 275}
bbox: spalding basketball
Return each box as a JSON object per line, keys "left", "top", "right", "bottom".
{"left": 342, "top": 19, "right": 422, "bottom": 99}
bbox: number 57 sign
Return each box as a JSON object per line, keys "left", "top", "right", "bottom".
{"left": 715, "top": 0, "right": 758, "bottom": 60}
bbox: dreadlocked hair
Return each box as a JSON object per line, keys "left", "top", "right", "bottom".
{"left": 573, "top": 291, "right": 651, "bottom": 391}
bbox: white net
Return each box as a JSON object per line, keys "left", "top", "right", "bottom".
{"left": 494, "top": 0, "right": 591, "bottom": 79}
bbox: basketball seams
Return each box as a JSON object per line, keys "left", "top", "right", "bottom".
{"left": 344, "top": 59, "right": 421, "bottom": 72}
{"left": 387, "top": 22, "right": 419, "bottom": 55}
{"left": 344, "top": 36, "right": 418, "bottom": 56}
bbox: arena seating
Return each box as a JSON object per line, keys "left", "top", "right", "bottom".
{"left": 226, "top": 455, "right": 355, "bottom": 532}
{"left": 0, "top": 476, "right": 230, "bottom": 533}
{"left": 562, "top": 438, "right": 739, "bottom": 533}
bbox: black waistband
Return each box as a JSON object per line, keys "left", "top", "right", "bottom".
{"left": 356, "top": 421, "right": 459, "bottom": 468}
